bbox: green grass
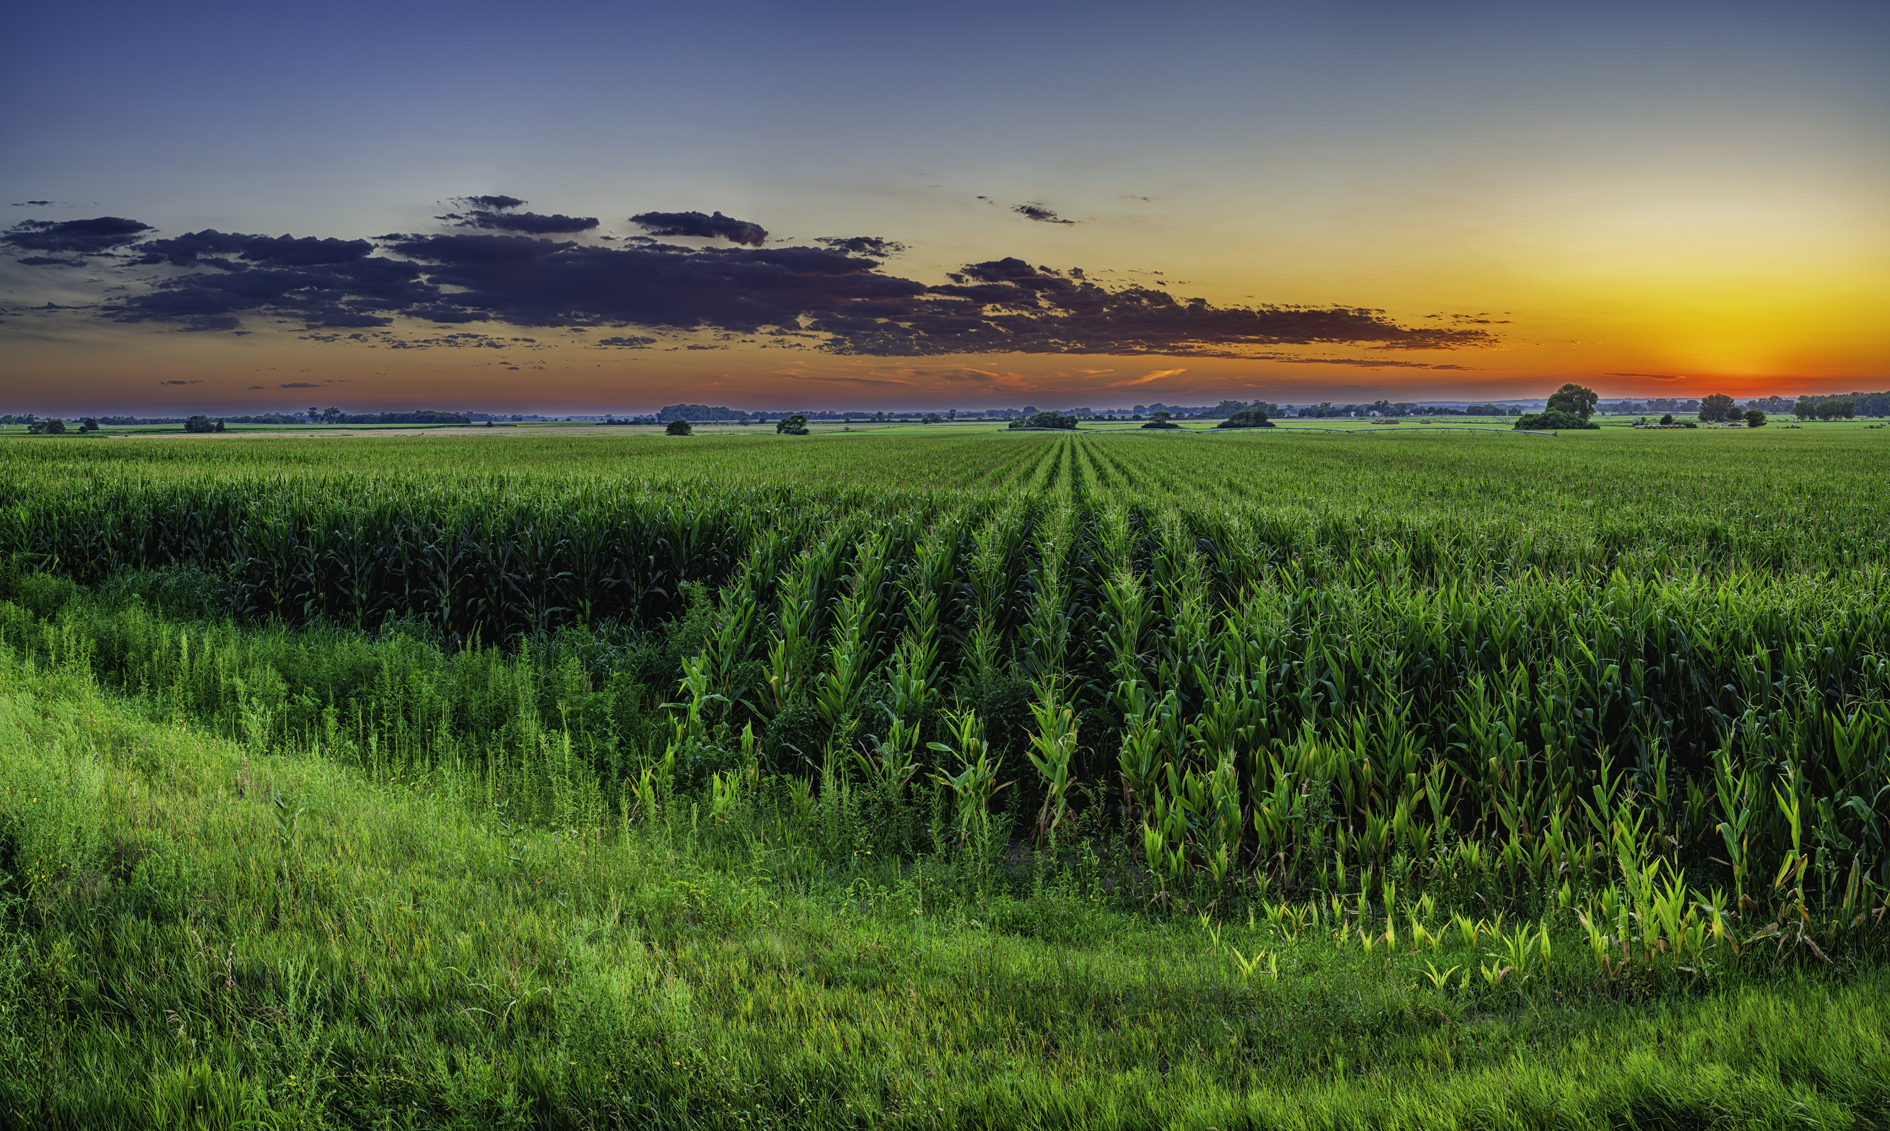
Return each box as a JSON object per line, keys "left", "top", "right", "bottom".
{"left": 2, "top": 425, "right": 1888, "bottom": 1126}
{"left": 3, "top": 649, "right": 1887, "bottom": 1129}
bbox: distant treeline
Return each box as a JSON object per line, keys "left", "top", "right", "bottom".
{"left": 1607, "top": 392, "right": 1888, "bottom": 419}
{"left": 7, "top": 411, "right": 474, "bottom": 427}
{"left": 1798, "top": 391, "right": 1889, "bottom": 418}
{"left": 656, "top": 404, "right": 750, "bottom": 422}
{"left": 313, "top": 410, "right": 471, "bottom": 425}
{"left": 1290, "top": 400, "right": 1520, "bottom": 418}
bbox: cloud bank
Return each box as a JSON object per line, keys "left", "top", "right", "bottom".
{"left": 2, "top": 216, "right": 153, "bottom": 254}
{"left": 1, "top": 198, "right": 1498, "bottom": 358}
{"left": 629, "top": 210, "right": 770, "bottom": 246}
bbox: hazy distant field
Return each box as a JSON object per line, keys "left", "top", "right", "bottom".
{"left": 2, "top": 426, "right": 1886, "bottom": 1127}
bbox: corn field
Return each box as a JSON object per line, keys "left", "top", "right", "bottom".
{"left": 4, "top": 427, "right": 1888, "bottom": 957}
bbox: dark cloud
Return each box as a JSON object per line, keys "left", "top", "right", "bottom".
{"left": 382, "top": 234, "right": 924, "bottom": 334}
{"left": 630, "top": 210, "right": 768, "bottom": 246}
{"left": 2, "top": 198, "right": 1499, "bottom": 358}
{"left": 829, "top": 257, "right": 1490, "bottom": 357}
{"left": 1014, "top": 203, "right": 1074, "bottom": 225}
{"left": 13, "top": 201, "right": 54, "bottom": 207}
{"left": 3, "top": 216, "right": 153, "bottom": 253}
{"left": 458, "top": 195, "right": 526, "bottom": 211}
{"left": 157, "top": 380, "right": 201, "bottom": 385}
{"left": 110, "top": 230, "right": 430, "bottom": 331}
{"left": 18, "top": 256, "right": 86, "bottom": 267}
{"left": 815, "top": 236, "right": 906, "bottom": 258}
{"left": 279, "top": 382, "right": 321, "bottom": 388}
{"left": 437, "top": 209, "right": 600, "bottom": 234}
{"left": 133, "top": 230, "right": 375, "bottom": 267}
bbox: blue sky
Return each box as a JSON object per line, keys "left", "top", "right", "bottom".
{"left": 3, "top": 0, "right": 1885, "bottom": 413}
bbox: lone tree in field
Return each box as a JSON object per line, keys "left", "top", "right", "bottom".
{"left": 666, "top": 418, "right": 692, "bottom": 436}
{"left": 184, "top": 414, "right": 215, "bottom": 433}
{"left": 1546, "top": 383, "right": 1598, "bottom": 420}
{"left": 1141, "top": 410, "right": 1181, "bottom": 430}
{"left": 1514, "top": 383, "right": 1599, "bottom": 430}
{"left": 1745, "top": 409, "right": 1767, "bottom": 428}
{"left": 775, "top": 413, "right": 809, "bottom": 435}
{"left": 1216, "top": 407, "right": 1275, "bottom": 429}
{"left": 1698, "top": 393, "right": 1740, "bottom": 423}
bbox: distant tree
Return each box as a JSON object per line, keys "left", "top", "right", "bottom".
{"left": 775, "top": 413, "right": 809, "bottom": 435}
{"left": 924, "top": 412, "right": 944, "bottom": 424}
{"left": 27, "top": 418, "right": 67, "bottom": 435}
{"left": 309, "top": 406, "right": 321, "bottom": 421}
{"left": 666, "top": 419, "right": 692, "bottom": 436}
{"left": 1009, "top": 411, "right": 1078, "bottom": 430}
{"left": 1216, "top": 407, "right": 1275, "bottom": 429}
{"left": 1514, "top": 409, "right": 1597, "bottom": 431}
{"left": 1744, "top": 409, "right": 1767, "bottom": 428}
{"left": 1697, "top": 393, "right": 1740, "bottom": 423}
{"left": 1659, "top": 413, "right": 1675, "bottom": 426}
{"left": 657, "top": 403, "right": 745, "bottom": 422}
{"left": 946, "top": 409, "right": 957, "bottom": 421}
{"left": 215, "top": 419, "right": 227, "bottom": 432}
{"left": 1545, "top": 383, "right": 1599, "bottom": 421}
{"left": 79, "top": 417, "right": 99, "bottom": 432}
{"left": 184, "top": 415, "right": 215, "bottom": 433}
{"left": 1141, "top": 410, "right": 1180, "bottom": 430}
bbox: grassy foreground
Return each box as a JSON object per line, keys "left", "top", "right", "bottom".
{"left": 3, "top": 649, "right": 1887, "bottom": 1129}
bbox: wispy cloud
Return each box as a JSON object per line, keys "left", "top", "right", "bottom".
{"left": 1014, "top": 203, "right": 1075, "bottom": 225}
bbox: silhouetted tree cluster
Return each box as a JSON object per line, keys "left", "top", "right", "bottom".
{"left": 1215, "top": 407, "right": 1276, "bottom": 429}
{"left": 1515, "top": 384, "right": 1600, "bottom": 430}
{"left": 1697, "top": 393, "right": 1741, "bottom": 423}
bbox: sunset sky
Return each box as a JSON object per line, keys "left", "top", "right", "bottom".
{"left": 2, "top": 0, "right": 1885, "bottom": 415}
